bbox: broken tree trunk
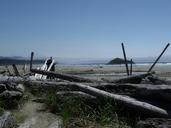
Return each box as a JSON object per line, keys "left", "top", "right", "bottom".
{"left": 30, "top": 69, "right": 94, "bottom": 82}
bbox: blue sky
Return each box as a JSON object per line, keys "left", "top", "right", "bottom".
{"left": 0, "top": 0, "right": 171, "bottom": 59}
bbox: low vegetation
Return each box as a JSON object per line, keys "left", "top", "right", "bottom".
{"left": 41, "top": 89, "right": 137, "bottom": 128}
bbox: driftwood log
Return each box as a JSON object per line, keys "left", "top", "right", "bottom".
{"left": 0, "top": 82, "right": 24, "bottom": 100}
{"left": 26, "top": 80, "right": 171, "bottom": 101}
{"left": 25, "top": 80, "right": 170, "bottom": 118}
{"left": 30, "top": 69, "right": 94, "bottom": 83}
{"left": 114, "top": 73, "right": 152, "bottom": 84}
{"left": 0, "top": 76, "right": 24, "bottom": 83}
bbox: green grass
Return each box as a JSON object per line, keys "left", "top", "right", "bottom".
{"left": 42, "top": 90, "right": 137, "bottom": 128}
{"left": 24, "top": 83, "right": 138, "bottom": 127}
{"left": 0, "top": 107, "right": 4, "bottom": 116}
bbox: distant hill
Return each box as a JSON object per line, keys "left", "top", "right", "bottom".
{"left": 0, "top": 57, "right": 45, "bottom": 65}
{"left": 107, "top": 58, "right": 134, "bottom": 65}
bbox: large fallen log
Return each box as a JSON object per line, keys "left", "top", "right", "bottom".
{"left": 73, "top": 83, "right": 170, "bottom": 118}
{"left": 94, "top": 83, "right": 171, "bottom": 102}
{"left": 114, "top": 73, "right": 152, "bottom": 84}
{"left": 30, "top": 69, "right": 94, "bottom": 82}
{"left": 25, "top": 80, "right": 170, "bottom": 117}
{"left": 0, "top": 76, "right": 24, "bottom": 83}
{"left": 0, "top": 90, "right": 23, "bottom": 99}
{"left": 25, "top": 80, "right": 171, "bottom": 102}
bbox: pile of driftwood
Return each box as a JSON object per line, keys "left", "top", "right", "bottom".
{"left": 27, "top": 44, "right": 171, "bottom": 118}
{"left": 0, "top": 76, "right": 24, "bottom": 128}
{"left": 0, "top": 43, "right": 171, "bottom": 127}
{"left": 0, "top": 79, "right": 24, "bottom": 100}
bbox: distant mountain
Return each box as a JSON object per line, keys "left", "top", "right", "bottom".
{"left": 107, "top": 58, "right": 134, "bottom": 65}
{"left": 1, "top": 55, "right": 171, "bottom": 65}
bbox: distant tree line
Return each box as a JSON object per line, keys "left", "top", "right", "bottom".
{"left": 0, "top": 58, "right": 45, "bottom": 65}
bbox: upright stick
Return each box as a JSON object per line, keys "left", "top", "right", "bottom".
{"left": 12, "top": 64, "right": 20, "bottom": 76}
{"left": 130, "top": 59, "right": 133, "bottom": 75}
{"left": 121, "top": 43, "right": 129, "bottom": 76}
{"left": 30, "top": 52, "right": 34, "bottom": 70}
{"left": 148, "top": 43, "right": 170, "bottom": 73}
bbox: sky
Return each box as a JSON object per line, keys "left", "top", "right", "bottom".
{"left": 0, "top": 0, "right": 171, "bottom": 59}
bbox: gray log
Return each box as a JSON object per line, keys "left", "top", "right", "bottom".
{"left": 0, "top": 90, "right": 23, "bottom": 99}
{"left": 30, "top": 69, "right": 94, "bottom": 82}
{"left": 114, "top": 73, "right": 151, "bottom": 84}
{"left": 26, "top": 80, "right": 171, "bottom": 101}
{"left": 25, "top": 80, "right": 170, "bottom": 117}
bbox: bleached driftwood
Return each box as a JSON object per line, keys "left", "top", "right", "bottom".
{"left": 0, "top": 76, "right": 24, "bottom": 83}
{"left": 26, "top": 80, "right": 171, "bottom": 102}
{"left": 25, "top": 80, "right": 170, "bottom": 117}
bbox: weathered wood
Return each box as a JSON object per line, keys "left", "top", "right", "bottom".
{"left": 147, "top": 76, "right": 169, "bottom": 85}
{"left": 73, "top": 83, "right": 170, "bottom": 118}
{"left": 114, "top": 73, "right": 151, "bottom": 84}
{"left": 94, "top": 83, "right": 171, "bottom": 102}
{"left": 5, "top": 66, "right": 12, "bottom": 76}
{"left": 30, "top": 52, "right": 34, "bottom": 70}
{"left": 12, "top": 64, "right": 20, "bottom": 76}
{"left": 0, "top": 76, "right": 24, "bottom": 83}
{"left": 121, "top": 43, "right": 129, "bottom": 76}
{"left": 130, "top": 59, "right": 133, "bottom": 75}
{"left": 148, "top": 43, "right": 170, "bottom": 73}
{"left": 30, "top": 69, "right": 94, "bottom": 82}
{"left": 30, "top": 80, "right": 171, "bottom": 102}
{"left": 0, "top": 90, "right": 23, "bottom": 99}
{"left": 25, "top": 80, "right": 170, "bottom": 117}
{"left": 22, "top": 64, "right": 27, "bottom": 74}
